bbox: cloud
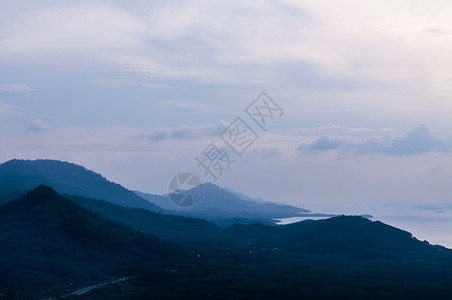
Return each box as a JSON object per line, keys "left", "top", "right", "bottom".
{"left": 298, "top": 136, "right": 347, "bottom": 152}
{"left": 25, "top": 120, "right": 51, "bottom": 133}
{"left": 348, "top": 127, "right": 396, "bottom": 133}
{"left": 0, "top": 84, "right": 32, "bottom": 92}
{"left": 144, "top": 131, "right": 168, "bottom": 141}
{"left": 1, "top": 0, "right": 451, "bottom": 100}
{"left": 139, "top": 121, "right": 228, "bottom": 141}
{"left": 424, "top": 28, "right": 452, "bottom": 36}
{"left": 291, "top": 126, "right": 396, "bottom": 136}
{"left": 298, "top": 124, "right": 450, "bottom": 155}
{"left": 0, "top": 4, "right": 146, "bottom": 54}
{"left": 0, "top": 1, "right": 419, "bottom": 87}
{"left": 89, "top": 78, "right": 165, "bottom": 89}
{"left": 157, "top": 100, "right": 223, "bottom": 112}
{"left": 0, "top": 102, "right": 22, "bottom": 118}
{"left": 366, "top": 124, "right": 447, "bottom": 155}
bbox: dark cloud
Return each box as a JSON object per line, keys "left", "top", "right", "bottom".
{"left": 297, "top": 136, "right": 347, "bottom": 152}
{"left": 298, "top": 124, "right": 450, "bottom": 156}
{"left": 140, "top": 121, "right": 228, "bottom": 141}
{"left": 145, "top": 131, "right": 168, "bottom": 141}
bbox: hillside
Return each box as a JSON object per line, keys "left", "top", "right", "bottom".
{"left": 226, "top": 215, "right": 451, "bottom": 260}
{"left": 0, "top": 159, "right": 311, "bottom": 222}
{"left": 0, "top": 186, "right": 179, "bottom": 299}
{"left": 67, "top": 194, "right": 223, "bottom": 244}
{"left": 67, "top": 215, "right": 452, "bottom": 299}
{"left": 2, "top": 161, "right": 452, "bottom": 299}
{"left": 0, "top": 159, "right": 162, "bottom": 211}
{"left": 1, "top": 186, "right": 452, "bottom": 299}
{"left": 145, "top": 182, "right": 310, "bottom": 221}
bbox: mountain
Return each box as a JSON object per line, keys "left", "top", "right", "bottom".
{"left": 2, "top": 185, "right": 452, "bottom": 299}
{"left": 223, "top": 187, "right": 267, "bottom": 203}
{"left": 67, "top": 194, "right": 223, "bottom": 243}
{"left": 0, "top": 185, "right": 179, "bottom": 299}
{"left": 143, "top": 183, "right": 310, "bottom": 222}
{"left": 0, "top": 159, "right": 310, "bottom": 222}
{"left": 64, "top": 215, "right": 452, "bottom": 299}
{"left": 226, "top": 215, "right": 450, "bottom": 260}
{"left": 135, "top": 190, "right": 175, "bottom": 210}
{"left": 0, "top": 159, "right": 162, "bottom": 211}
{"left": 191, "top": 183, "right": 310, "bottom": 218}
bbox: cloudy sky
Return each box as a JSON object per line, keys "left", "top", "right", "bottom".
{"left": 1, "top": 0, "right": 452, "bottom": 242}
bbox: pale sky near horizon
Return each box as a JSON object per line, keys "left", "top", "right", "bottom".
{"left": 1, "top": 0, "right": 452, "bottom": 236}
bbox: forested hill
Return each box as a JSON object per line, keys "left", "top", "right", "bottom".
{"left": 0, "top": 185, "right": 179, "bottom": 298}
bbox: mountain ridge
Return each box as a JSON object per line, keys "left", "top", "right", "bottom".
{"left": 0, "top": 159, "right": 162, "bottom": 211}
{"left": 153, "top": 182, "right": 310, "bottom": 221}
{"left": 2, "top": 184, "right": 452, "bottom": 298}
{"left": 0, "top": 159, "right": 310, "bottom": 222}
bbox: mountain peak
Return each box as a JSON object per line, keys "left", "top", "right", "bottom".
{"left": 28, "top": 183, "right": 58, "bottom": 194}
{"left": 24, "top": 184, "right": 59, "bottom": 203}
{"left": 0, "top": 159, "right": 163, "bottom": 211}
{"left": 176, "top": 181, "right": 309, "bottom": 219}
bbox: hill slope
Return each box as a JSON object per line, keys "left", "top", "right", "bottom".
{"left": 2, "top": 186, "right": 452, "bottom": 299}
{"left": 226, "top": 215, "right": 450, "bottom": 259}
{"left": 67, "top": 194, "right": 222, "bottom": 243}
{"left": 0, "top": 159, "right": 309, "bottom": 221}
{"left": 143, "top": 182, "right": 310, "bottom": 221}
{"left": 0, "top": 159, "right": 162, "bottom": 211}
{"left": 0, "top": 186, "right": 178, "bottom": 298}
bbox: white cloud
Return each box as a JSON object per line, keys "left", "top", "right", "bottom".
{"left": 25, "top": 120, "right": 51, "bottom": 133}
{"left": 89, "top": 78, "right": 165, "bottom": 89}
{"left": 0, "top": 84, "right": 32, "bottom": 92}
{"left": 0, "top": 102, "right": 21, "bottom": 118}
{"left": 157, "top": 100, "right": 223, "bottom": 112}
{"left": 0, "top": 0, "right": 451, "bottom": 97}
{"left": 0, "top": 4, "right": 146, "bottom": 54}
{"left": 291, "top": 126, "right": 396, "bottom": 135}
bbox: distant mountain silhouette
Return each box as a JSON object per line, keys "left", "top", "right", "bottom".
{"left": 135, "top": 190, "right": 175, "bottom": 210}
{"left": 0, "top": 185, "right": 179, "bottom": 299}
{"left": 0, "top": 159, "right": 312, "bottom": 223}
{"left": 143, "top": 182, "right": 310, "bottom": 222}
{"left": 223, "top": 187, "right": 268, "bottom": 203}
{"left": 0, "top": 159, "right": 162, "bottom": 211}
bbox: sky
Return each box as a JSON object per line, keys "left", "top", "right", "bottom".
{"left": 1, "top": 1, "right": 452, "bottom": 244}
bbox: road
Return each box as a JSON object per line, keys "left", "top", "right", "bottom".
{"left": 45, "top": 276, "right": 134, "bottom": 299}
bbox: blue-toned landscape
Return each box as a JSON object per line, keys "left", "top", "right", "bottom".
{"left": 1, "top": 1, "right": 452, "bottom": 299}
